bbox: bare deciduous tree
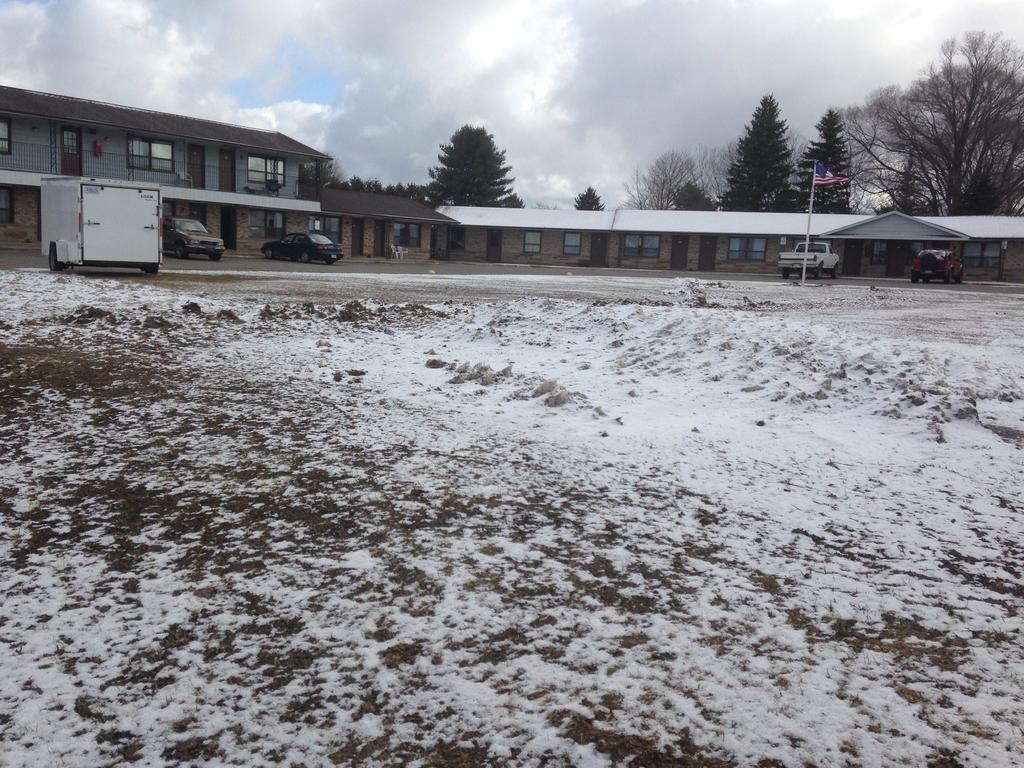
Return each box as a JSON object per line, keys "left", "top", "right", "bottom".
{"left": 693, "top": 143, "right": 733, "bottom": 204}
{"left": 623, "top": 150, "right": 697, "bottom": 209}
{"left": 846, "top": 32, "right": 1024, "bottom": 215}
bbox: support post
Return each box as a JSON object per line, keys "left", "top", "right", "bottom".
{"left": 802, "top": 161, "right": 817, "bottom": 285}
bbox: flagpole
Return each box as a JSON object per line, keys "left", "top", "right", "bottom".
{"left": 801, "top": 160, "right": 816, "bottom": 285}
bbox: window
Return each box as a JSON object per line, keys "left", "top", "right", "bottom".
{"left": 0, "top": 118, "right": 10, "bottom": 154}
{"left": 623, "top": 234, "right": 661, "bottom": 258}
{"left": 727, "top": 237, "right": 767, "bottom": 261}
{"left": 308, "top": 216, "right": 322, "bottom": 232}
{"left": 870, "top": 241, "right": 888, "bottom": 265}
{"left": 963, "top": 241, "right": 1001, "bottom": 268}
{"left": 524, "top": 230, "right": 542, "bottom": 253}
{"left": 248, "top": 209, "right": 284, "bottom": 239}
{"left": 0, "top": 187, "right": 12, "bottom": 224}
{"left": 563, "top": 232, "right": 581, "bottom": 256}
{"left": 448, "top": 226, "right": 466, "bottom": 251}
{"left": 128, "top": 136, "right": 174, "bottom": 171}
{"left": 247, "top": 155, "right": 285, "bottom": 185}
{"left": 393, "top": 222, "right": 421, "bottom": 247}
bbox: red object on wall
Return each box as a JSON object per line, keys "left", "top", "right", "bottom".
{"left": 93, "top": 140, "right": 102, "bottom": 157}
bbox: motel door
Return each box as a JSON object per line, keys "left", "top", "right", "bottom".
{"left": 698, "top": 235, "right": 717, "bottom": 271}
{"left": 842, "top": 241, "right": 862, "bottom": 276}
{"left": 887, "top": 242, "right": 910, "bottom": 277}
{"left": 187, "top": 144, "right": 206, "bottom": 189}
{"left": 218, "top": 149, "right": 236, "bottom": 192}
{"left": 670, "top": 235, "right": 689, "bottom": 270}
{"left": 486, "top": 229, "right": 502, "bottom": 262}
{"left": 591, "top": 233, "right": 608, "bottom": 268}
{"left": 60, "top": 127, "right": 82, "bottom": 176}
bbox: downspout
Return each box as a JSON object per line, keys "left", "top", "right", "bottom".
{"left": 610, "top": 208, "right": 620, "bottom": 268}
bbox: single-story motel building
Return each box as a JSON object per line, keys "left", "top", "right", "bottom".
{"left": 435, "top": 207, "right": 1024, "bottom": 283}
{"left": 2, "top": 85, "right": 1023, "bottom": 281}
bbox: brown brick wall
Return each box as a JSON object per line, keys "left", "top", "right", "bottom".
{"left": 1001, "top": 241, "right": 1024, "bottom": 283}
{"left": 451, "top": 226, "right": 601, "bottom": 266}
{"left": 0, "top": 186, "right": 40, "bottom": 247}
{"left": 227, "top": 208, "right": 308, "bottom": 254}
{"left": 499, "top": 228, "right": 592, "bottom": 266}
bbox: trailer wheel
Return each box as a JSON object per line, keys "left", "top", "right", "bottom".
{"left": 48, "top": 242, "right": 61, "bottom": 272}
{"left": 141, "top": 265, "right": 159, "bottom": 275}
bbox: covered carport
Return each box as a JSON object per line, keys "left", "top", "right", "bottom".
{"left": 819, "top": 211, "right": 969, "bottom": 278}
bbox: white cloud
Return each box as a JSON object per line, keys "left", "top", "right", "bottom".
{"left": 2, "top": 0, "right": 1023, "bottom": 207}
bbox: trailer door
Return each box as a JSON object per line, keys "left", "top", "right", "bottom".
{"left": 81, "top": 184, "right": 160, "bottom": 264}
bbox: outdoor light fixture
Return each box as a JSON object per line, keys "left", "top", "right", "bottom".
{"left": 1001, "top": 240, "right": 1008, "bottom": 250}
{"left": 780, "top": 236, "right": 787, "bottom": 245}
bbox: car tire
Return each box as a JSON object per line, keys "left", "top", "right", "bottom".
{"left": 209, "top": 254, "right": 222, "bottom": 262}
{"left": 325, "top": 258, "right": 337, "bottom": 265}
{"left": 813, "top": 266, "right": 821, "bottom": 279}
{"left": 911, "top": 274, "right": 919, "bottom": 283}
{"left": 175, "top": 242, "right": 186, "bottom": 260}
{"left": 48, "top": 242, "right": 60, "bottom": 272}
{"left": 923, "top": 276, "right": 931, "bottom": 283}
{"left": 831, "top": 266, "right": 839, "bottom": 279}
{"left": 781, "top": 268, "right": 791, "bottom": 279}
{"left": 955, "top": 273, "right": 963, "bottom": 284}
{"left": 263, "top": 247, "right": 273, "bottom": 260}
{"left": 298, "top": 251, "right": 311, "bottom": 264}
{"left": 141, "top": 265, "right": 159, "bottom": 275}
{"left": 943, "top": 271, "right": 951, "bottom": 284}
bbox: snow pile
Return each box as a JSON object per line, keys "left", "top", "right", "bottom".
{"left": 1, "top": 271, "right": 1023, "bottom": 767}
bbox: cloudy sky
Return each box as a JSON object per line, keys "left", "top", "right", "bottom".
{"left": 2, "top": 0, "right": 1023, "bottom": 206}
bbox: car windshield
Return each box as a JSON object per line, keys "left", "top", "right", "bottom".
{"left": 309, "top": 234, "right": 333, "bottom": 244}
{"left": 176, "top": 219, "right": 208, "bottom": 234}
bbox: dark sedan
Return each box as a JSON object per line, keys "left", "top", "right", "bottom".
{"left": 261, "top": 233, "right": 343, "bottom": 264}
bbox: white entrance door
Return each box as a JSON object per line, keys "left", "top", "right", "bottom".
{"left": 81, "top": 184, "right": 161, "bottom": 264}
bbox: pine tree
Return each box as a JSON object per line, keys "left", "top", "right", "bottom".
{"left": 427, "top": 125, "right": 515, "bottom": 206}
{"left": 800, "top": 109, "right": 851, "bottom": 213}
{"left": 499, "top": 192, "right": 525, "bottom": 208}
{"left": 673, "top": 182, "right": 716, "bottom": 211}
{"left": 959, "top": 174, "right": 1001, "bottom": 214}
{"left": 721, "top": 94, "right": 799, "bottom": 212}
{"left": 574, "top": 187, "right": 605, "bottom": 210}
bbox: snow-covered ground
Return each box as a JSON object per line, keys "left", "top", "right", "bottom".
{"left": 1, "top": 270, "right": 1022, "bottom": 767}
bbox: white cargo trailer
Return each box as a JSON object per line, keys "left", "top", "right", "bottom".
{"left": 41, "top": 177, "right": 162, "bottom": 274}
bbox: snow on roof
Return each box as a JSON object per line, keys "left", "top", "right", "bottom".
{"left": 440, "top": 206, "right": 1024, "bottom": 239}
{"left": 610, "top": 209, "right": 866, "bottom": 236}
{"left": 920, "top": 216, "right": 1024, "bottom": 240}
{"left": 439, "top": 206, "right": 616, "bottom": 231}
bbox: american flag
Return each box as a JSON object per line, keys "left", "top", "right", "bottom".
{"left": 814, "top": 162, "right": 849, "bottom": 186}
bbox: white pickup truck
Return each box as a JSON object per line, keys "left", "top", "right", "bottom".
{"left": 778, "top": 241, "right": 840, "bottom": 279}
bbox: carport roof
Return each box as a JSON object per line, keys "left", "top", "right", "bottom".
{"left": 0, "top": 85, "right": 329, "bottom": 158}
{"left": 819, "top": 211, "right": 969, "bottom": 240}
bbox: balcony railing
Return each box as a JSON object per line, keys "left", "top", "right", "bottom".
{"left": 0, "top": 141, "right": 320, "bottom": 201}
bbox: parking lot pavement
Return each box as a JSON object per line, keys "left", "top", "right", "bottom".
{"left": 2, "top": 248, "right": 1022, "bottom": 294}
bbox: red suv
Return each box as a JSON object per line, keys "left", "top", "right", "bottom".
{"left": 910, "top": 250, "right": 964, "bottom": 284}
